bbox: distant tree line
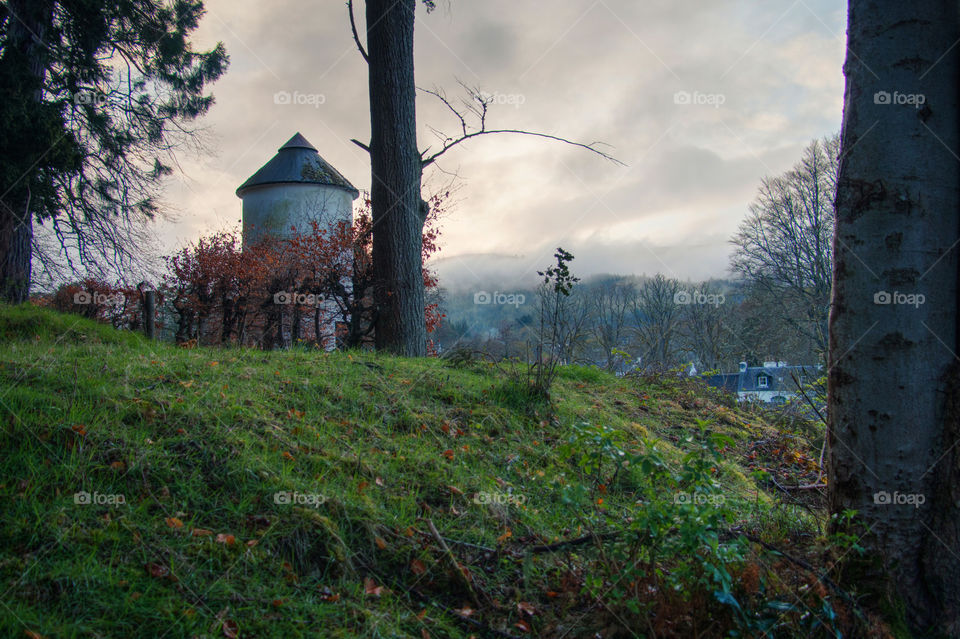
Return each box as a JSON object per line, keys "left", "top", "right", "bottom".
{"left": 435, "top": 135, "right": 838, "bottom": 374}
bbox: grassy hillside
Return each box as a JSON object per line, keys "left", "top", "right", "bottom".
{"left": 0, "top": 305, "right": 882, "bottom": 638}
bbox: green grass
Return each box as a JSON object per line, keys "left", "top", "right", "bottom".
{"left": 0, "top": 304, "right": 835, "bottom": 638}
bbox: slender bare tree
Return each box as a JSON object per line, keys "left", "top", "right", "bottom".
{"left": 587, "top": 276, "right": 636, "bottom": 371}
{"left": 631, "top": 274, "right": 682, "bottom": 372}
{"left": 731, "top": 135, "right": 838, "bottom": 362}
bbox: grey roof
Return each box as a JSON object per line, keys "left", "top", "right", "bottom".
{"left": 739, "top": 365, "right": 816, "bottom": 393}
{"left": 704, "top": 373, "right": 740, "bottom": 394}
{"left": 236, "top": 133, "right": 359, "bottom": 198}
{"left": 703, "top": 364, "right": 818, "bottom": 394}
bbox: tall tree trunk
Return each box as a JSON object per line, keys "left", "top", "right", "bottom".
{"left": 829, "top": 1, "right": 960, "bottom": 634}
{"left": 365, "top": 0, "right": 427, "bottom": 356}
{"left": 0, "top": 0, "right": 53, "bottom": 303}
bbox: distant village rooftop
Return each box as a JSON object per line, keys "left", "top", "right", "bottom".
{"left": 235, "top": 132, "right": 359, "bottom": 198}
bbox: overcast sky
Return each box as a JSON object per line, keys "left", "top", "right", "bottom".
{"left": 163, "top": 0, "right": 846, "bottom": 290}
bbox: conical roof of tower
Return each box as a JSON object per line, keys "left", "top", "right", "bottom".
{"left": 236, "top": 133, "right": 359, "bottom": 198}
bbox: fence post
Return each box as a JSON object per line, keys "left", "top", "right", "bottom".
{"left": 138, "top": 281, "right": 156, "bottom": 340}
{"left": 144, "top": 290, "right": 155, "bottom": 339}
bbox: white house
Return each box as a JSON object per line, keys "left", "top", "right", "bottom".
{"left": 705, "top": 361, "right": 821, "bottom": 404}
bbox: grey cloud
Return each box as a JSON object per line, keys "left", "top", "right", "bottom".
{"left": 158, "top": 0, "right": 845, "bottom": 282}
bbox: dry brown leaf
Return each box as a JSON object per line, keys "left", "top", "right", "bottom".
{"left": 221, "top": 619, "right": 239, "bottom": 638}
{"left": 145, "top": 562, "right": 169, "bottom": 578}
{"left": 363, "top": 577, "right": 383, "bottom": 597}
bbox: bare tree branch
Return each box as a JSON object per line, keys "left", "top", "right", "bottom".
{"left": 347, "top": 0, "right": 369, "bottom": 63}
{"left": 417, "top": 84, "right": 626, "bottom": 168}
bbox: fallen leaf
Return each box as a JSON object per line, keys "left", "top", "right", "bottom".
{"left": 216, "top": 533, "right": 236, "bottom": 545}
{"left": 496, "top": 528, "right": 512, "bottom": 544}
{"left": 364, "top": 577, "right": 383, "bottom": 597}
{"left": 447, "top": 485, "right": 463, "bottom": 495}
{"left": 221, "top": 619, "right": 239, "bottom": 638}
{"left": 410, "top": 559, "right": 426, "bottom": 575}
{"left": 517, "top": 601, "right": 535, "bottom": 616}
{"left": 145, "top": 562, "right": 169, "bottom": 578}
{"left": 282, "top": 451, "right": 295, "bottom": 461}
{"left": 110, "top": 461, "right": 125, "bottom": 471}
{"left": 192, "top": 528, "right": 213, "bottom": 537}
{"left": 318, "top": 586, "right": 340, "bottom": 602}
{"left": 375, "top": 536, "right": 387, "bottom": 550}
{"left": 442, "top": 449, "right": 454, "bottom": 460}
{"left": 515, "top": 619, "right": 531, "bottom": 633}
{"left": 454, "top": 606, "right": 473, "bottom": 617}
{"left": 165, "top": 517, "right": 184, "bottom": 529}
